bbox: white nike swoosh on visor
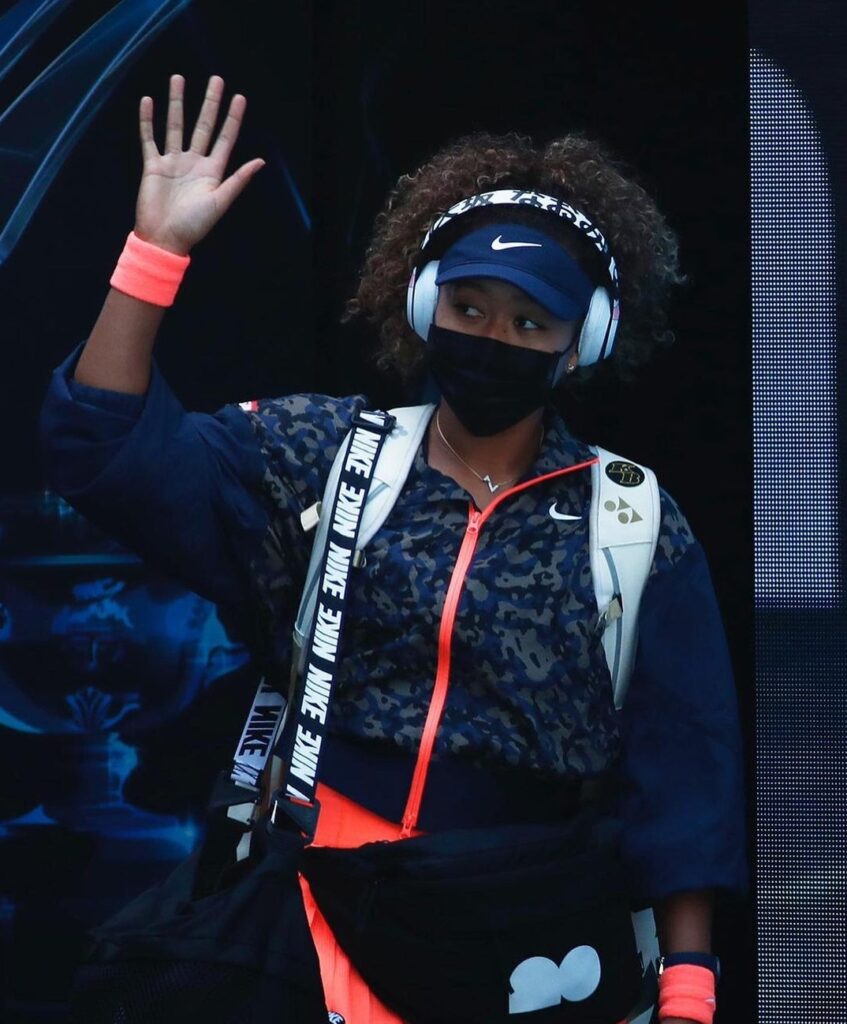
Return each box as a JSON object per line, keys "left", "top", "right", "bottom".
{"left": 549, "top": 504, "right": 581, "bottom": 521}
{"left": 491, "top": 235, "right": 543, "bottom": 250}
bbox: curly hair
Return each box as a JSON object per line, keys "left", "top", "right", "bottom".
{"left": 342, "top": 130, "right": 686, "bottom": 393}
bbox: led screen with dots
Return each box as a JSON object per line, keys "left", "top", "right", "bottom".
{"left": 751, "top": 46, "right": 847, "bottom": 1022}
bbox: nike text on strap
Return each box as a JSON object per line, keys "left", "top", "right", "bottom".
{"left": 222, "top": 671, "right": 290, "bottom": 859}
{"left": 231, "top": 676, "right": 288, "bottom": 790}
{"left": 271, "top": 409, "right": 396, "bottom": 839}
{"left": 289, "top": 404, "right": 436, "bottom": 689}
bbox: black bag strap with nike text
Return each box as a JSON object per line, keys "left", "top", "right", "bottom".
{"left": 212, "top": 407, "right": 397, "bottom": 856}
{"left": 269, "top": 409, "right": 396, "bottom": 838}
{"left": 205, "top": 409, "right": 395, "bottom": 857}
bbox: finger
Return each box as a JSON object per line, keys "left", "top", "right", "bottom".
{"left": 207, "top": 93, "right": 247, "bottom": 172}
{"left": 165, "top": 73, "right": 185, "bottom": 153}
{"left": 213, "top": 158, "right": 266, "bottom": 217}
{"left": 139, "top": 95, "right": 159, "bottom": 162}
{"left": 188, "top": 74, "right": 225, "bottom": 156}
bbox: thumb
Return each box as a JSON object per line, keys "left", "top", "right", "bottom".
{"left": 214, "top": 158, "right": 266, "bottom": 216}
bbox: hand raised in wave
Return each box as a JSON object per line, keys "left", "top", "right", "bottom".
{"left": 133, "top": 73, "right": 265, "bottom": 256}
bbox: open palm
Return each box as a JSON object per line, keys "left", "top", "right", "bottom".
{"left": 134, "top": 74, "right": 264, "bottom": 255}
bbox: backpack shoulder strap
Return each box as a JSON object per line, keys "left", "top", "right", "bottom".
{"left": 588, "top": 449, "right": 664, "bottom": 1024}
{"left": 291, "top": 404, "right": 434, "bottom": 678}
{"left": 357, "top": 403, "right": 436, "bottom": 548}
{"left": 588, "top": 446, "right": 661, "bottom": 709}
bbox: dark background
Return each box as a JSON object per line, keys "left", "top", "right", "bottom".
{"left": 749, "top": 0, "right": 847, "bottom": 1019}
{"left": 0, "top": 1, "right": 754, "bottom": 1019}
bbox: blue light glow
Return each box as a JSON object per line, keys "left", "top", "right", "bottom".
{"left": 751, "top": 49, "right": 839, "bottom": 609}
{"left": 0, "top": 0, "right": 191, "bottom": 264}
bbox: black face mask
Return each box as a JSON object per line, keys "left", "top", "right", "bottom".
{"left": 425, "top": 323, "right": 568, "bottom": 437}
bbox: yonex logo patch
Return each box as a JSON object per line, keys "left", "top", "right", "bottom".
{"left": 604, "top": 497, "right": 642, "bottom": 525}
{"left": 604, "top": 461, "right": 644, "bottom": 487}
{"left": 328, "top": 1013, "right": 346, "bottom": 1023}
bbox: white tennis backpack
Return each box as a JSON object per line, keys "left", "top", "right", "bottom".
{"left": 293, "top": 403, "right": 660, "bottom": 711}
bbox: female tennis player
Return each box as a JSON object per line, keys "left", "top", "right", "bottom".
{"left": 39, "top": 73, "right": 748, "bottom": 1024}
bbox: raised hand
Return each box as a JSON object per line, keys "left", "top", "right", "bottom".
{"left": 134, "top": 74, "right": 265, "bottom": 255}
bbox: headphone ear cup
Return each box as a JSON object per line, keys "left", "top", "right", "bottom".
{"left": 407, "top": 260, "right": 440, "bottom": 340}
{"left": 576, "top": 286, "right": 619, "bottom": 366}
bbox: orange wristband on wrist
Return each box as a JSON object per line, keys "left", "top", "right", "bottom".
{"left": 110, "top": 230, "right": 191, "bottom": 307}
{"left": 657, "top": 963, "right": 716, "bottom": 1024}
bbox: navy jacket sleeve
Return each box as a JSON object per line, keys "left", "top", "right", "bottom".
{"left": 614, "top": 489, "right": 750, "bottom": 906}
{"left": 37, "top": 339, "right": 270, "bottom": 607}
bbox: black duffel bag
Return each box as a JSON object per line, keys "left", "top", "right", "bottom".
{"left": 301, "top": 805, "right": 643, "bottom": 1024}
{"left": 68, "top": 802, "right": 327, "bottom": 1024}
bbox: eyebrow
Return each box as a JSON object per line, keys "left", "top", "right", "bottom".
{"left": 449, "top": 278, "right": 549, "bottom": 315}
{"left": 449, "top": 278, "right": 495, "bottom": 295}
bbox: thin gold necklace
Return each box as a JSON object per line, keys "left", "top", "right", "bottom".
{"left": 434, "top": 410, "right": 545, "bottom": 494}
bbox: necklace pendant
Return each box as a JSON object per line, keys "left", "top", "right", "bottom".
{"left": 482, "top": 474, "right": 500, "bottom": 494}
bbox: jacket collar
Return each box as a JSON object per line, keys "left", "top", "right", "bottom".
{"left": 532, "top": 402, "right": 596, "bottom": 477}
{"left": 408, "top": 402, "right": 594, "bottom": 503}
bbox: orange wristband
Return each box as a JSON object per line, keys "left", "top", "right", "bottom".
{"left": 110, "top": 230, "right": 191, "bottom": 307}
{"left": 657, "top": 963, "right": 716, "bottom": 1024}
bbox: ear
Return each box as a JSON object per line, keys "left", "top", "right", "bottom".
{"left": 550, "top": 323, "right": 583, "bottom": 387}
{"left": 550, "top": 350, "right": 570, "bottom": 387}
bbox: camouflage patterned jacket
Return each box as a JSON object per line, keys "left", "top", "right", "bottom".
{"left": 37, "top": 339, "right": 749, "bottom": 903}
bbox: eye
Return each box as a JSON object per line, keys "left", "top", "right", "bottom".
{"left": 454, "top": 302, "right": 484, "bottom": 319}
{"left": 515, "top": 316, "right": 546, "bottom": 331}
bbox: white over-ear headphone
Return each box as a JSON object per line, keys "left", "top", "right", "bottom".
{"left": 406, "top": 189, "right": 621, "bottom": 367}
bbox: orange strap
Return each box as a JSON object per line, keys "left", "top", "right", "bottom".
{"left": 302, "top": 784, "right": 421, "bottom": 1024}
{"left": 657, "top": 963, "right": 716, "bottom": 1024}
{"left": 110, "top": 230, "right": 191, "bottom": 307}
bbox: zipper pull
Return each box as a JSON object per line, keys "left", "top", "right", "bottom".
{"left": 467, "top": 506, "right": 482, "bottom": 533}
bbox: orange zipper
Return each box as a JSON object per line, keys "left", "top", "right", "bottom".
{"left": 399, "top": 456, "right": 598, "bottom": 836}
